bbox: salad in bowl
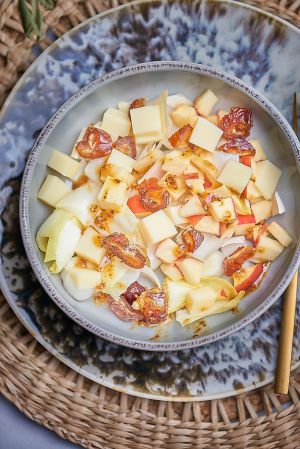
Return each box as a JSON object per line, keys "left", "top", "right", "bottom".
{"left": 35, "top": 85, "right": 292, "bottom": 329}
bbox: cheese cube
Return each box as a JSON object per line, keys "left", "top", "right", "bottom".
{"left": 186, "top": 286, "right": 217, "bottom": 314}
{"left": 164, "top": 205, "right": 188, "bottom": 225}
{"left": 162, "top": 150, "right": 190, "bottom": 175}
{"left": 267, "top": 222, "right": 292, "bottom": 247}
{"left": 130, "top": 105, "right": 163, "bottom": 138}
{"left": 251, "top": 200, "right": 272, "bottom": 223}
{"left": 176, "top": 258, "right": 203, "bottom": 285}
{"left": 135, "top": 132, "right": 163, "bottom": 145}
{"left": 67, "top": 267, "right": 102, "bottom": 290}
{"left": 249, "top": 139, "right": 267, "bottom": 162}
{"left": 133, "top": 149, "right": 164, "bottom": 176}
{"left": 139, "top": 210, "right": 177, "bottom": 245}
{"left": 106, "top": 148, "right": 135, "bottom": 172}
{"left": 155, "top": 238, "right": 182, "bottom": 264}
{"left": 209, "top": 198, "right": 236, "bottom": 223}
{"left": 160, "top": 263, "right": 183, "bottom": 281}
{"left": 98, "top": 176, "right": 128, "bottom": 211}
{"left": 255, "top": 160, "right": 281, "bottom": 199}
{"left": 189, "top": 117, "right": 223, "bottom": 152}
{"left": 217, "top": 160, "right": 252, "bottom": 194}
{"left": 48, "top": 150, "right": 81, "bottom": 179}
{"left": 194, "top": 89, "right": 218, "bottom": 117}
{"left": 71, "top": 126, "right": 87, "bottom": 159}
{"left": 75, "top": 227, "right": 106, "bottom": 264}
{"left": 37, "top": 175, "right": 71, "bottom": 207}
{"left": 101, "top": 108, "right": 131, "bottom": 141}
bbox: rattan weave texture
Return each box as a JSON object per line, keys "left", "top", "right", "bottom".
{"left": 1, "top": 1, "right": 300, "bottom": 448}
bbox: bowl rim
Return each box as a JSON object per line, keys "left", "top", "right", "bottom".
{"left": 20, "top": 61, "right": 300, "bottom": 351}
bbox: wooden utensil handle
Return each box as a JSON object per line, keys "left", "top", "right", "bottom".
{"left": 274, "top": 271, "right": 298, "bottom": 394}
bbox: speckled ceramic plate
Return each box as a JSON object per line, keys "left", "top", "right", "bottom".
{"left": 1, "top": 0, "right": 300, "bottom": 400}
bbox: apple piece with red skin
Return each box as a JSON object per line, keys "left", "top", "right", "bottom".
{"left": 180, "top": 195, "right": 206, "bottom": 217}
{"left": 233, "top": 263, "right": 264, "bottom": 292}
{"left": 237, "top": 214, "right": 256, "bottom": 225}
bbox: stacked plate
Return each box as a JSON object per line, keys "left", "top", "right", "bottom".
{"left": 1, "top": 0, "right": 300, "bottom": 401}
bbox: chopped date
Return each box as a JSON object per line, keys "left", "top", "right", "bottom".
{"left": 102, "top": 233, "right": 146, "bottom": 269}
{"left": 120, "top": 281, "right": 146, "bottom": 305}
{"left": 76, "top": 125, "right": 113, "bottom": 158}
{"left": 219, "top": 108, "right": 253, "bottom": 139}
{"left": 133, "top": 288, "right": 168, "bottom": 325}
{"left": 113, "top": 136, "right": 137, "bottom": 159}
{"left": 168, "top": 124, "right": 195, "bottom": 150}
{"left": 181, "top": 227, "right": 204, "bottom": 253}
{"left": 129, "top": 98, "right": 146, "bottom": 111}
{"left": 217, "top": 138, "right": 256, "bottom": 156}
{"left": 138, "top": 178, "right": 170, "bottom": 212}
{"left": 223, "top": 246, "right": 255, "bottom": 276}
{"left": 107, "top": 294, "right": 144, "bottom": 322}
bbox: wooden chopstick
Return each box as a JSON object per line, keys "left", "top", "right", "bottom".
{"left": 274, "top": 94, "right": 298, "bottom": 395}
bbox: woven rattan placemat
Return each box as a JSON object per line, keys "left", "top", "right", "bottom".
{"left": 1, "top": 1, "right": 300, "bottom": 447}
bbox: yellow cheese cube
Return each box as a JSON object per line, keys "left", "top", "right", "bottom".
{"left": 101, "top": 108, "right": 131, "bottom": 141}
{"left": 254, "top": 160, "right": 281, "bottom": 199}
{"left": 209, "top": 198, "right": 236, "bottom": 223}
{"left": 106, "top": 148, "right": 135, "bottom": 172}
{"left": 249, "top": 139, "right": 267, "bottom": 162}
{"left": 176, "top": 257, "right": 203, "bottom": 285}
{"left": 186, "top": 286, "right": 217, "bottom": 314}
{"left": 267, "top": 221, "right": 292, "bottom": 247}
{"left": 67, "top": 267, "right": 102, "bottom": 290}
{"left": 130, "top": 105, "right": 163, "bottom": 138}
{"left": 189, "top": 117, "right": 223, "bottom": 152}
{"left": 139, "top": 210, "right": 177, "bottom": 245}
{"left": 98, "top": 176, "right": 128, "bottom": 211}
{"left": 75, "top": 227, "right": 106, "bottom": 264}
{"left": 47, "top": 149, "right": 81, "bottom": 179}
{"left": 164, "top": 205, "right": 188, "bottom": 225}
{"left": 217, "top": 159, "right": 252, "bottom": 194}
{"left": 37, "top": 175, "right": 71, "bottom": 207}
{"left": 194, "top": 89, "right": 218, "bottom": 117}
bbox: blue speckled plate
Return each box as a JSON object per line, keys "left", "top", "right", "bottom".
{"left": 1, "top": 0, "right": 300, "bottom": 401}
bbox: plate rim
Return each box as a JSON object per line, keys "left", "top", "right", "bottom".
{"left": 0, "top": 0, "right": 299, "bottom": 401}
{"left": 19, "top": 60, "right": 300, "bottom": 351}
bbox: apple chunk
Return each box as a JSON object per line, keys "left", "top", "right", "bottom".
{"left": 186, "top": 286, "right": 217, "bottom": 314}
{"left": 155, "top": 238, "right": 183, "bottom": 264}
{"left": 251, "top": 199, "right": 272, "bottom": 223}
{"left": 254, "top": 235, "right": 284, "bottom": 261}
{"left": 170, "top": 104, "right": 198, "bottom": 127}
{"left": 209, "top": 198, "right": 236, "bottom": 223}
{"left": 233, "top": 264, "right": 264, "bottom": 292}
{"left": 194, "top": 89, "right": 218, "bottom": 117}
{"left": 176, "top": 257, "right": 203, "bottom": 285}
{"left": 180, "top": 195, "right": 206, "bottom": 217}
{"left": 162, "top": 150, "right": 190, "bottom": 175}
{"left": 160, "top": 263, "right": 183, "bottom": 281}
{"left": 166, "top": 279, "right": 190, "bottom": 313}
{"left": 164, "top": 205, "right": 188, "bottom": 226}
{"left": 267, "top": 222, "right": 292, "bottom": 247}
{"left": 194, "top": 216, "right": 220, "bottom": 236}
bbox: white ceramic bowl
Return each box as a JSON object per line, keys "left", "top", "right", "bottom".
{"left": 20, "top": 61, "right": 300, "bottom": 351}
